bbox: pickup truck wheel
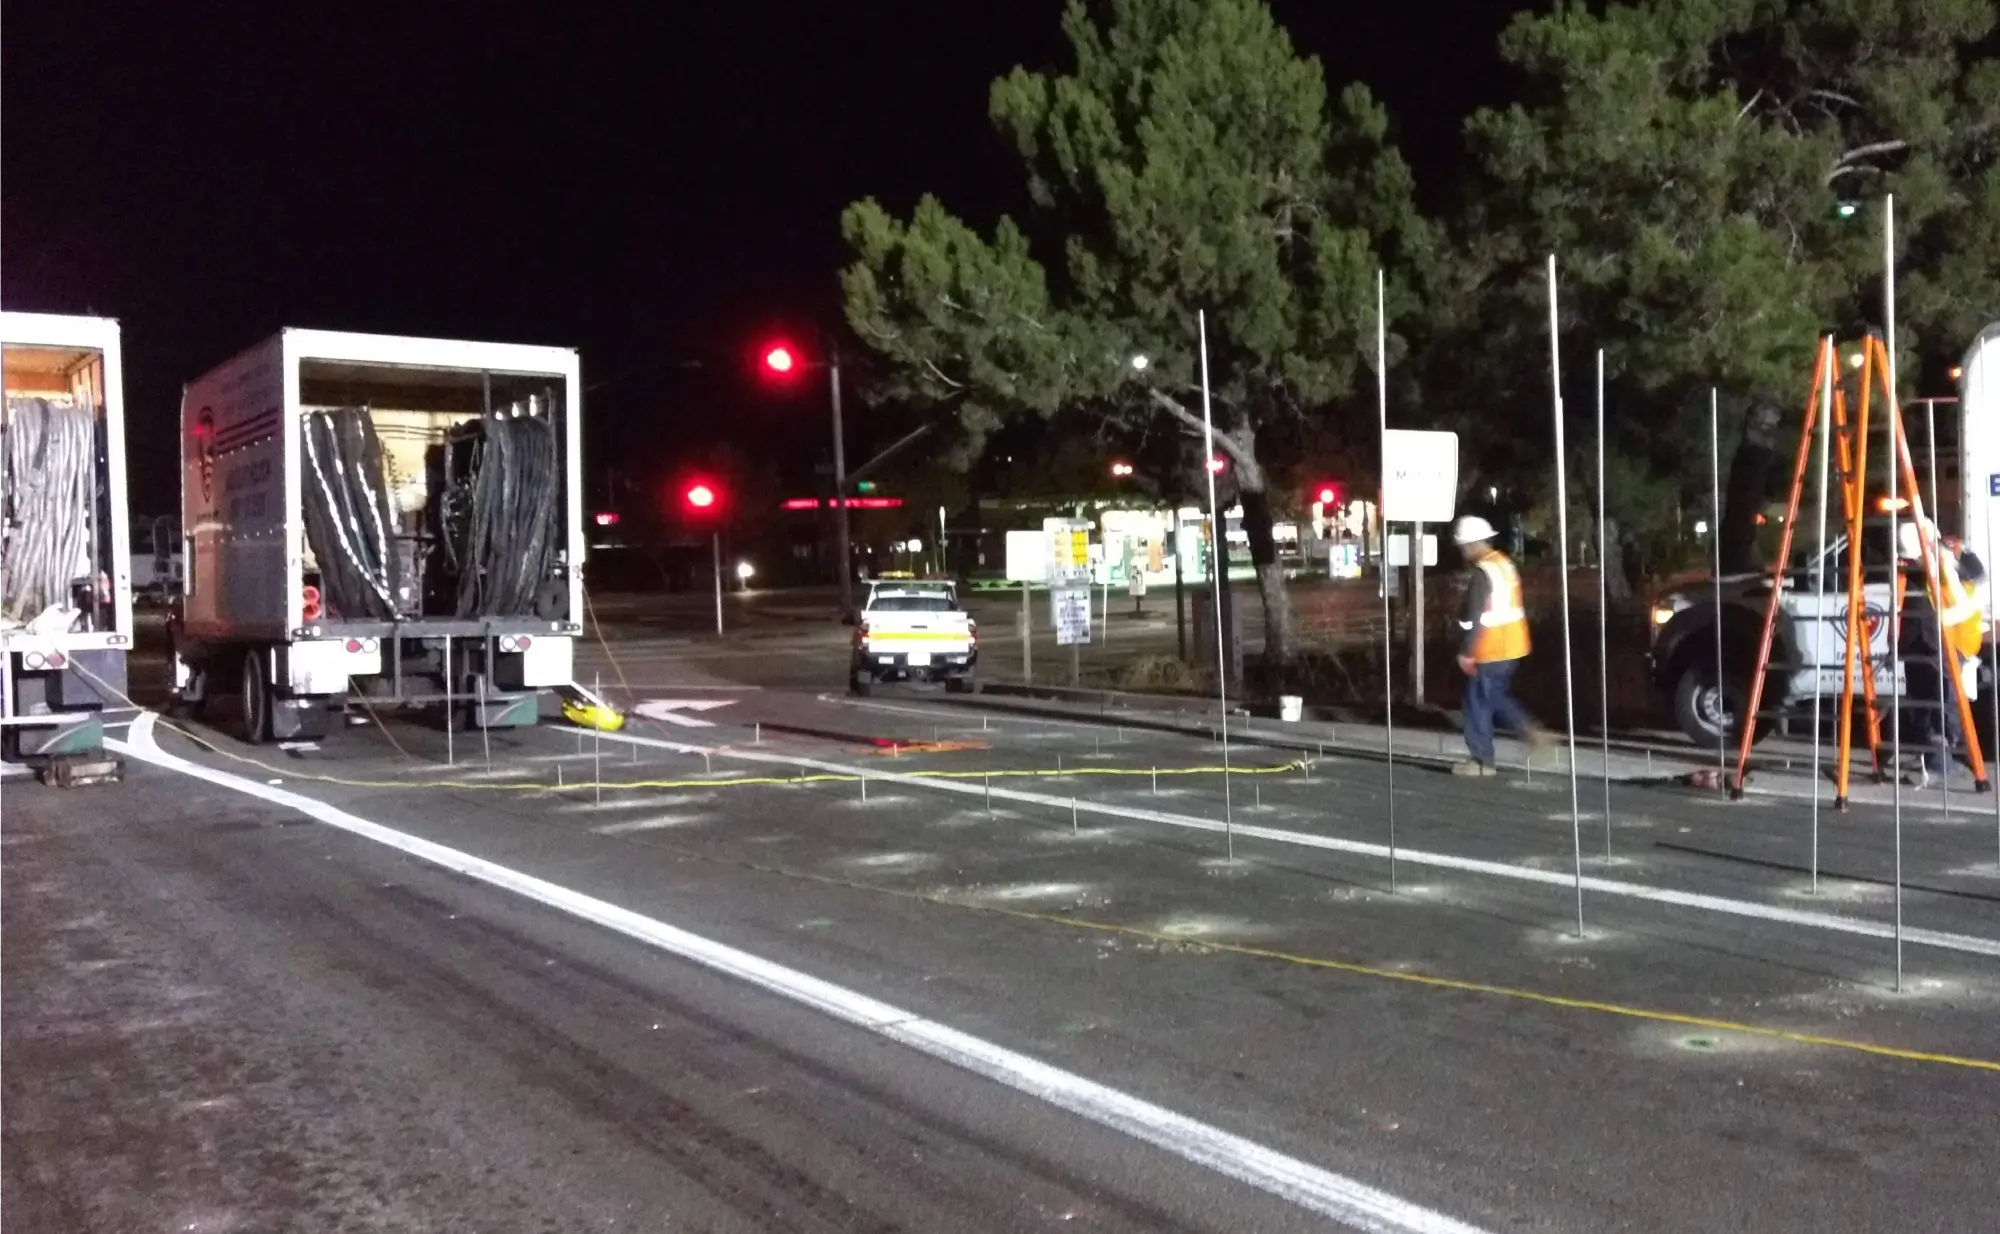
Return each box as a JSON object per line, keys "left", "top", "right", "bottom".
{"left": 848, "top": 674, "right": 874, "bottom": 698}
{"left": 1672, "top": 661, "right": 1762, "bottom": 748}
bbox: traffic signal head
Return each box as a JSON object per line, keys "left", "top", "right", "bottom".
{"left": 1315, "top": 484, "right": 1339, "bottom": 506}
{"left": 762, "top": 343, "right": 797, "bottom": 376}
{"left": 684, "top": 480, "right": 719, "bottom": 511}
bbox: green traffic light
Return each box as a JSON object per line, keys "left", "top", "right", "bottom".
{"left": 856, "top": 480, "right": 877, "bottom": 493}
{"left": 1835, "top": 200, "right": 1859, "bottom": 219}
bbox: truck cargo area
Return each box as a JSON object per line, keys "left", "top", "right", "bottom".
{"left": 2, "top": 317, "right": 136, "bottom": 765}
{"left": 295, "top": 359, "right": 571, "bottom": 629}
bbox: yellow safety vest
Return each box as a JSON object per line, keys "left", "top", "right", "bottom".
{"left": 1898, "top": 548, "right": 1984, "bottom": 659}
{"left": 1940, "top": 553, "right": 1985, "bottom": 658}
{"left": 1471, "top": 554, "right": 1531, "bottom": 663}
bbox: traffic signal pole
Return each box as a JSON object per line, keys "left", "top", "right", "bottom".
{"left": 830, "top": 357, "right": 854, "bottom": 621}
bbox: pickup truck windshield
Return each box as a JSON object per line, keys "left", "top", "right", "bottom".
{"left": 867, "top": 595, "right": 958, "bottom": 612}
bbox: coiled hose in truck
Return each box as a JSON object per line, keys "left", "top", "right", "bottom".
{"left": 452, "top": 409, "right": 560, "bottom": 618}
{"left": 302, "top": 407, "right": 402, "bottom": 621}
{"left": 1, "top": 397, "right": 95, "bottom": 626}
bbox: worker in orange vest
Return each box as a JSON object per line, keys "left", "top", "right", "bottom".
{"left": 1897, "top": 520, "right": 1984, "bottom": 787}
{"left": 1452, "top": 516, "right": 1551, "bottom": 776}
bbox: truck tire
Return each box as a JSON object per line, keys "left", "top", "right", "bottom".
{"left": 240, "top": 649, "right": 272, "bottom": 745}
{"left": 944, "top": 675, "right": 973, "bottom": 695}
{"left": 849, "top": 673, "right": 874, "bottom": 698}
{"left": 1671, "top": 662, "right": 1768, "bottom": 748}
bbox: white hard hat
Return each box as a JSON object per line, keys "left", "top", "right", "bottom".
{"left": 1898, "top": 521, "right": 1926, "bottom": 559}
{"left": 1454, "top": 515, "right": 1498, "bottom": 545}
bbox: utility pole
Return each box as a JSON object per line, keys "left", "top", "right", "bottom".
{"left": 830, "top": 353, "right": 853, "bottom": 622}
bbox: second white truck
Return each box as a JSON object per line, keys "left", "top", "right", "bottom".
{"left": 850, "top": 579, "right": 977, "bottom": 695}
{"left": 171, "top": 329, "right": 584, "bottom": 741}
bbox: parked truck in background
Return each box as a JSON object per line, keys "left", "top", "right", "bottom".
{"left": 170, "top": 330, "right": 583, "bottom": 742}
{"left": 1, "top": 312, "right": 135, "bottom": 778}
{"left": 1649, "top": 324, "right": 1998, "bottom": 747}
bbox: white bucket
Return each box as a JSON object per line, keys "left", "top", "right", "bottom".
{"left": 1278, "top": 695, "right": 1303, "bottom": 723}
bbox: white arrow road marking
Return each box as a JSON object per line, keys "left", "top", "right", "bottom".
{"left": 632, "top": 699, "right": 736, "bottom": 728}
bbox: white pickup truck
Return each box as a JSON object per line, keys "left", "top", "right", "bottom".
{"left": 850, "top": 580, "right": 977, "bottom": 696}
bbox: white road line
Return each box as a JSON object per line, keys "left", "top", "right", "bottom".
{"left": 591, "top": 815, "right": 703, "bottom": 835}
{"left": 112, "top": 714, "right": 1488, "bottom": 1234}
{"left": 596, "top": 726, "right": 2000, "bottom": 961}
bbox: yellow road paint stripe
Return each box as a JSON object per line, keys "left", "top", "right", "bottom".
{"left": 643, "top": 849, "right": 2000, "bottom": 1075}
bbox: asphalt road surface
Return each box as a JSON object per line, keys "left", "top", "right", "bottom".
{"left": 7, "top": 612, "right": 1998, "bottom": 1232}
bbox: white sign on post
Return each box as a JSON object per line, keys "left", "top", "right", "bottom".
{"left": 1004, "top": 530, "right": 1048, "bottom": 582}
{"left": 1052, "top": 586, "right": 1092, "bottom": 646}
{"left": 1044, "top": 517, "right": 1093, "bottom": 586}
{"left": 1381, "top": 429, "right": 1460, "bottom": 523}
{"left": 1044, "top": 517, "right": 1094, "bottom": 647}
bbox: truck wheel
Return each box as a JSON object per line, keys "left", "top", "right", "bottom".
{"left": 849, "top": 674, "right": 874, "bottom": 698}
{"left": 945, "top": 675, "right": 973, "bottom": 695}
{"left": 1672, "top": 662, "right": 1764, "bottom": 748}
{"left": 240, "top": 649, "right": 272, "bottom": 745}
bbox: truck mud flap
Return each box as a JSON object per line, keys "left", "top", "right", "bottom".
{"left": 269, "top": 696, "right": 330, "bottom": 743}
{"left": 472, "top": 691, "right": 539, "bottom": 730}
{"left": 7, "top": 713, "right": 105, "bottom": 761}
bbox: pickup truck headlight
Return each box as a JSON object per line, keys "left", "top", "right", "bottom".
{"left": 1652, "top": 604, "right": 1676, "bottom": 626}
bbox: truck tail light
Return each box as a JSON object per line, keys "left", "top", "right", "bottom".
{"left": 967, "top": 619, "right": 978, "bottom": 645}
{"left": 302, "top": 584, "right": 323, "bottom": 622}
{"left": 853, "top": 621, "right": 869, "bottom": 649}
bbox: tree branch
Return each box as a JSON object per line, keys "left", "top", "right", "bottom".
{"left": 1145, "top": 388, "right": 1250, "bottom": 465}
{"left": 1826, "top": 139, "right": 1909, "bottom": 184}
{"left": 921, "top": 358, "right": 967, "bottom": 391}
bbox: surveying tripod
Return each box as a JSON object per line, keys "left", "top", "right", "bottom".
{"left": 1729, "top": 334, "right": 1989, "bottom": 804}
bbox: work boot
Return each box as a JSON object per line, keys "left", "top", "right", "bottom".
{"left": 1451, "top": 759, "right": 1497, "bottom": 777}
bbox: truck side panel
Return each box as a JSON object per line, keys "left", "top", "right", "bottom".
{"left": 1960, "top": 324, "right": 2000, "bottom": 580}
{"left": 181, "top": 337, "right": 288, "bottom": 640}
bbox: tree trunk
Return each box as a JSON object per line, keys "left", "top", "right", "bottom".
{"left": 1718, "top": 399, "right": 1782, "bottom": 575}
{"left": 1237, "top": 483, "right": 1296, "bottom": 668}
{"left": 1601, "top": 516, "right": 1635, "bottom": 610}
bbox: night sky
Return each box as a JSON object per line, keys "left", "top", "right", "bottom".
{"left": 2, "top": 1, "right": 1521, "bottom": 513}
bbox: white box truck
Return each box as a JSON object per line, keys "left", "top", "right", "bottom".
{"left": 1, "top": 312, "right": 135, "bottom": 772}
{"left": 171, "top": 330, "right": 583, "bottom": 742}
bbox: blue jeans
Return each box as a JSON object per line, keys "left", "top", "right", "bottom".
{"left": 1464, "top": 658, "right": 1532, "bottom": 766}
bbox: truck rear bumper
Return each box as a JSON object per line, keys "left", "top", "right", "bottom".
{"left": 854, "top": 649, "right": 976, "bottom": 681}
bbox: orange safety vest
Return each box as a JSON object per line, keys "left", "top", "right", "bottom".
{"left": 1470, "top": 553, "right": 1531, "bottom": 662}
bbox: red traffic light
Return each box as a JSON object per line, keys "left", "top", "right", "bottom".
{"left": 1315, "top": 485, "right": 1339, "bottom": 506}
{"left": 763, "top": 344, "right": 796, "bottom": 375}
{"left": 685, "top": 482, "right": 717, "bottom": 509}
